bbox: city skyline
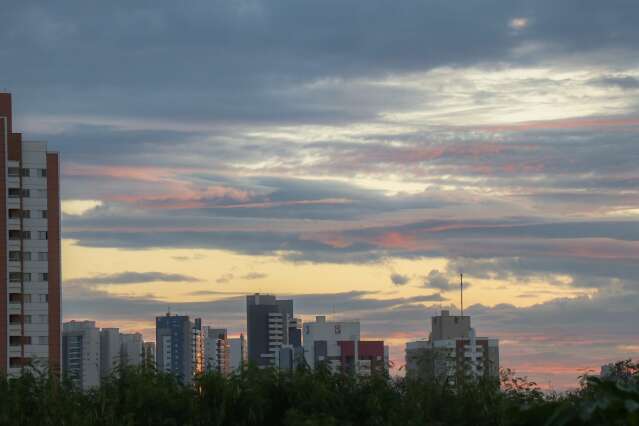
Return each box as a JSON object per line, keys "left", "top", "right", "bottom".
{"left": 1, "top": 1, "right": 638, "bottom": 390}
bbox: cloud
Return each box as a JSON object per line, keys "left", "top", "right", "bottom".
{"left": 241, "top": 272, "right": 267, "bottom": 280}
{"left": 591, "top": 75, "right": 639, "bottom": 90}
{"left": 390, "top": 273, "right": 410, "bottom": 286}
{"left": 216, "top": 273, "right": 234, "bottom": 284}
{"left": 423, "top": 270, "right": 459, "bottom": 291}
{"left": 65, "top": 271, "right": 200, "bottom": 285}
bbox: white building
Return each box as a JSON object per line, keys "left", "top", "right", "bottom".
{"left": 120, "top": 333, "right": 143, "bottom": 367}
{"left": 229, "top": 334, "right": 246, "bottom": 372}
{"left": 100, "top": 328, "right": 121, "bottom": 378}
{"left": 203, "top": 327, "right": 230, "bottom": 375}
{"left": 2, "top": 93, "right": 62, "bottom": 377}
{"left": 405, "top": 310, "right": 499, "bottom": 383}
{"left": 303, "top": 316, "right": 360, "bottom": 370}
{"left": 62, "top": 321, "right": 100, "bottom": 390}
{"left": 143, "top": 341, "right": 156, "bottom": 366}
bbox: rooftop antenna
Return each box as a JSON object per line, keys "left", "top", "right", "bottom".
{"left": 167, "top": 305, "right": 171, "bottom": 316}
{"left": 460, "top": 273, "right": 464, "bottom": 317}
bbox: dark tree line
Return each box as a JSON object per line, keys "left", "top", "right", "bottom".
{"left": 0, "top": 360, "right": 637, "bottom": 425}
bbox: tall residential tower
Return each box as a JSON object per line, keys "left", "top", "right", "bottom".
{"left": 246, "top": 294, "right": 301, "bottom": 367}
{"left": 0, "top": 93, "right": 61, "bottom": 375}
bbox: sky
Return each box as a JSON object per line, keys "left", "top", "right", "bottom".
{"left": 2, "top": 0, "right": 639, "bottom": 389}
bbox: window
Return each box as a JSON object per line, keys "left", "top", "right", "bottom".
{"left": 9, "top": 314, "right": 31, "bottom": 324}
{"left": 39, "top": 273, "right": 48, "bottom": 282}
{"left": 9, "top": 293, "right": 31, "bottom": 303}
{"left": 38, "top": 231, "right": 48, "bottom": 240}
{"left": 9, "top": 188, "right": 30, "bottom": 197}
{"left": 9, "top": 357, "right": 31, "bottom": 368}
{"left": 23, "top": 252, "right": 31, "bottom": 261}
{"left": 9, "top": 251, "right": 21, "bottom": 261}
{"left": 39, "top": 169, "right": 47, "bottom": 177}
{"left": 10, "top": 336, "right": 31, "bottom": 346}
{"left": 38, "top": 336, "right": 48, "bottom": 345}
{"left": 8, "top": 230, "right": 29, "bottom": 240}
{"left": 21, "top": 168, "right": 30, "bottom": 177}
{"left": 41, "top": 210, "right": 47, "bottom": 219}
{"left": 9, "top": 293, "right": 22, "bottom": 303}
{"left": 38, "top": 252, "right": 48, "bottom": 261}
{"left": 9, "top": 272, "right": 21, "bottom": 282}
{"left": 9, "top": 209, "right": 30, "bottom": 219}
{"left": 39, "top": 294, "right": 48, "bottom": 303}
{"left": 334, "top": 325, "right": 341, "bottom": 335}
{"left": 23, "top": 273, "right": 31, "bottom": 282}
{"left": 23, "top": 231, "right": 31, "bottom": 240}
{"left": 8, "top": 167, "right": 20, "bottom": 177}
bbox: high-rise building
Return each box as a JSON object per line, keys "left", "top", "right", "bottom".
{"left": 142, "top": 341, "right": 156, "bottom": 367}
{"left": 120, "top": 332, "right": 143, "bottom": 367}
{"left": 100, "top": 328, "right": 121, "bottom": 378}
{"left": 405, "top": 310, "right": 499, "bottom": 384}
{"left": 62, "top": 321, "right": 100, "bottom": 390}
{"left": 192, "top": 318, "right": 205, "bottom": 375}
{"left": 0, "top": 93, "right": 61, "bottom": 375}
{"left": 203, "top": 327, "right": 230, "bottom": 375}
{"left": 246, "top": 293, "right": 301, "bottom": 367}
{"left": 229, "top": 334, "right": 246, "bottom": 372}
{"left": 156, "top": 313, "right": 192, "bottom": 383}
{"left": 302, "top": 315, "right": 386, "bottom": 374}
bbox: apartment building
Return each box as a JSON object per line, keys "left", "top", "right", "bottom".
{"left": 203, "top": 327, "right": 230, "bottom": 375}
{"left": 229, "top": 334, "right": 246, "bottom": 372}
{"left": 0, "top": 93, "right": 61, "bottom": 375}
{"left": 405, "top": 310, "right": 499, "bottom": 383}
{"left": 120, "top": 332, "right": 143, "bottom": 367}
{"left": 302, "top": 316, "right": 386, "bottom": 374}
{"left": 246, "top": 294, "right": 301, "bottom": 367}
{"left": 62, "top": 321, "right": 100, "bottom": 390}
{"left": 156, "top": 313, "right": 192, "bottom": 383}
{"left": 100, "top": 328, "right": 121, "bottom": 378}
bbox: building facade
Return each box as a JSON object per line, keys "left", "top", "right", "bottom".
{"left": 246, "top": 294, "right": 301, "bottom": 367}
{"left": 0, "top": 93, "right": 61, "bottom": 375}
{"left": 302, "top": 316, "right": 386, "bottom": 374}
{"left": 405, "top": 310, "right": 499, "bottom": 384}
{"left": 142, "top": 341, "right": 156, "bottom": 367}
{"left": 156, "top": 313, "right": 192, "bottom": 383}
{"left": 62, "top": 321, "right": 100, "bottom": 390}
{"left": 229, "top": 334, "right": 246, "bottom": 372}
{"left": 120, "top": 332, "right": 143, "bottom": 367}
{"left": 203, "top": 327, "right": 230, "bottom": 375}
{"left": 99, "top": 328, "right": 120, "bottom": 378}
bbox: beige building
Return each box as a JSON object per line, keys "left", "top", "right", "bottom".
{"left": 405, "top": 310, "right": 499, "bottom": 384}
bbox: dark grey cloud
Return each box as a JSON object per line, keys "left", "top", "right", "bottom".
{"left": 3, "top": 0, "right": 639, "bottom": 126}
{"left": 423, "top": 270, "right": 458, "bottom": 291}
{"left": 390, "top": 273, "right": 410, "bottom": 286}
{"left": 592, "top": 75, "right": 639, "bottom": 90}
{"left": 65, "top": 271, "right": 200, "bottom": 285}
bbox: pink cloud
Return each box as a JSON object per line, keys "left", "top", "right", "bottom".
{"left": 481, "top": 116, "right": 639, "bottom": 132}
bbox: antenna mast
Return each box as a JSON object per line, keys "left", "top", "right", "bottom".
{"left": 460, "top": 273, "right": 464, "bottom": 317}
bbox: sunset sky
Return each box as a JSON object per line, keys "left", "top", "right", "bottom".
{"left": 2, "top": 0, "right": 638, "bottom": 389}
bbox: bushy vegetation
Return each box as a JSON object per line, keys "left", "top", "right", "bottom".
{"left": 0, "top": 360, "right": 637, "bottom": 425}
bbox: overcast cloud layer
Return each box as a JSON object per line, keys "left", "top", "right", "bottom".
{"left": 2, "top": 0, "right": 638, "bottom": 389}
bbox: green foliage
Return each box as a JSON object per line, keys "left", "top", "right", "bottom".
{"left": 0, "top": 360, "right": 637, "bottom": 425}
